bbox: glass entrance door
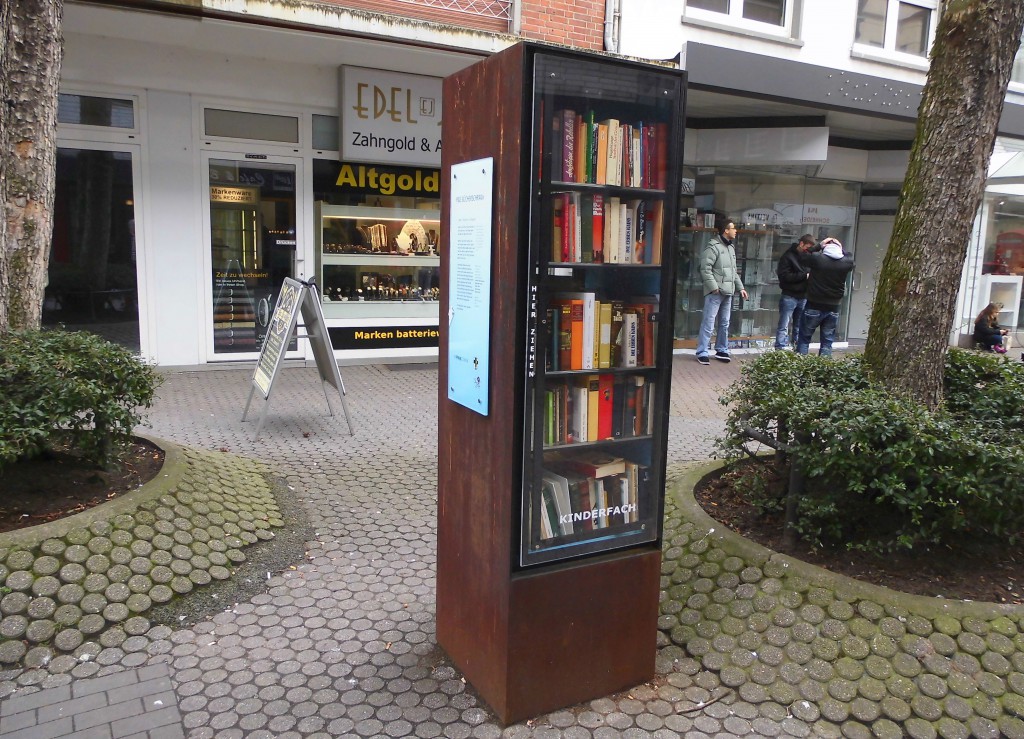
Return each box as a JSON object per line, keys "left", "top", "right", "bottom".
{"left": 45, "top": 146, "right": 142, "bottom": 352}
{"left": 205, "top": 156, "right": 300, "bottom": 358}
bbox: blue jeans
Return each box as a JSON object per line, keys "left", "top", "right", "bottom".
{"left": 696, "top": 291, "right": 732, "bottom": 356}
{"left": 775, "top": 294, "right": 806, "bottom": 349}
{"left": 797, "top": 307, "right": 839, "bottom": 356}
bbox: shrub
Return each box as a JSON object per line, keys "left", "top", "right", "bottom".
{"left": 0, "top": 330, "right": 160, "bottom": 469}
{"left": 717, "top": 349, "right": 1024, "bottom": 553}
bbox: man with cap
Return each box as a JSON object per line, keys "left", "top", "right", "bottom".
{"left": 796, "top": 237, "right": 854, "bottom": 357}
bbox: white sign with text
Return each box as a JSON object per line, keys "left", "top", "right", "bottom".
{"left": 340, "top": 66, "right": 442, "bottom": 167}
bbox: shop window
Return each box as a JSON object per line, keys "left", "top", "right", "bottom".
{"left": 685, "top": 0, "right": 792, "bottom": 34}
{"left": 856, "top": 0, "right": 936, "bottom": 58}
{"left": 203, "top": 108, "right": 299, "bottom": 144}
{"left": 313, "top": 115, "right": 339, "bottom": 151}
{"left": 58, "top": 94, "right": 134, "bottom": 129}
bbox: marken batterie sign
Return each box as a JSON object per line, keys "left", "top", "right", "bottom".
{"left": 340, "top": 66, "right": 442, "bottom": 168}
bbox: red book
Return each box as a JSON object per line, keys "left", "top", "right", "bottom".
{"left": 592, "top": 195, "right": 605, "bottom": 263}
{"left": 654, "top": 123, "right": 668, "bottom": 189}
{"left": 560, "top": 193, "right": 571, "bottom": 262}
{"left": 598, "top": 373, "right": 614, "bottom": 440}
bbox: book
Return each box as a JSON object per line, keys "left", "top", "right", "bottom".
{"left": 621, "top": 311, "right": 639, "bottom": 368}
{"left": 561, "top": 109, "right": 576, "bottom": 182}
{"left": 555, "top": 291, "right": 595, "bottom": 370}
{"left": 631, "top": 200, "right": 647, "bottom": 264}
{"left": 580, "top": 193, "right": 594, "bottom": 263}
{"left": 611, "top": 375, "right": 626, "bottom": 438}
{"left": 609, "top": 300, "right": 625, "bottom": 367}
{"left": 586, "top": 375, "right": 600, "bottom": 443}
{"left": 648, "top": 200, "right": 664, "bottom": 265}
{"left": 570, "top": 383, "right": 588, "bottom": 443}
{"left": 622, "top": 379, "right": 638, "bottom": 437}
{"left": 595, "top": 122, "right": 609, "bottom": 184}
{"left": 551, "top": 195, "right": 564, "bottom": 262}
{"left": 606, "top": 196, "right": 620, "bottom": 263}
{"left": 542, "top": 471, "right": 573, "bottom": 535}
{"left": 598, "top": 301, "right": 612, "bottom": 369}
{"left": 575, "top": 113, "right": 588, "bottom": 183}
{"left": 557, "top": 302, "right": 572, "bottom": 370}
{"left": 622, "top": 202, "right": 633, "bottom": 264}
{"left": 556, "top": 449, "right": 626, "bottom": 478}
{"left": 592, "top": 194, "right": 605, "bottom": 263}
{"left": 598, "top": 374, "right": 614, "bottom": 440}
{"left": 547, "top": 307, "right": 560, "bottom": 371}
{"left": 539, "top": 476, "right": 560, "bottom": 539}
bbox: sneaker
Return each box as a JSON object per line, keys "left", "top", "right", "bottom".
{"left": 714, "top": 351, "right": 731, "bottom": 362}
{"left": 696, "top": 354, "right": 710, "bottom": 365}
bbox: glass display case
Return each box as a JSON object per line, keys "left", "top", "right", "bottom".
{"left": 519, "top": 52, "right": 683, "bottom": 568}
{"left": 675, "top": 225, "right": 776, "bottom": 348}
{"left": 315, "top": 203, "right": 441, "bottom": 319}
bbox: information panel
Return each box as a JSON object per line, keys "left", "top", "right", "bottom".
{"left": 446, "top": 158, "right": 493, "bottom": 416}
{"left": 252, "top": 278, "right": 302, "bottom": 398}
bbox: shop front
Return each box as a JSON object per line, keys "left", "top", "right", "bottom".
{"left": 58, "top": 2, "right": 485, "bottom": 367}
{"left": 674, "top": 167, "right": 861, "bottom": 351}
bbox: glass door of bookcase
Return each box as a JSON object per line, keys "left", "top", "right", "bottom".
{"left": 518, "top": 51, "right": 683, "bottom": 568}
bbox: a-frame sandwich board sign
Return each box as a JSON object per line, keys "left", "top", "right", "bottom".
{"left": 242, "top": 277, "right": 354, "bottom": 440}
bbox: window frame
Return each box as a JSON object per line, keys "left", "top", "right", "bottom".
{"left": 854, "top": 0, "right": 939, "bottom": 60}
{"left": 683, "top": 0, "right": 796, "bottom": 39}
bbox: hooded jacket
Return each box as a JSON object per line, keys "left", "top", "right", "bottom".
{"left": 700, "top": 235, "right": 744, "bottom": 296}
{"left": 801, "top": 241, "right": 854, "bottom": 310}
{"left": 776, "top": 243, "right": 810, "bottom": 299}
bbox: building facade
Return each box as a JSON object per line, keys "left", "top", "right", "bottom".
{"left": 52, "top": 0, "right": 1024, "bottom": 366}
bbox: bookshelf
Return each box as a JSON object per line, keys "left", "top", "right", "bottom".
{"left": 437, "top": 43, "right": 684, "bottom": 723}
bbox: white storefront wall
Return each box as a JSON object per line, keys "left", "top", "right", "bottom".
{"left": 61, "top": 3, "right": 485, "bottom": 366}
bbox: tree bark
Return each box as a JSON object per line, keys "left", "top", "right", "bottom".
{"left": 0, "top": 0, "right": 64, "bottom": 332}
{"left": 863, "top": 0, "right": 1024, "bottom": 408}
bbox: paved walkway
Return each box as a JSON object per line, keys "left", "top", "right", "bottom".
{"left": 0, "top": 352, "right": 1016, "bottom": 738}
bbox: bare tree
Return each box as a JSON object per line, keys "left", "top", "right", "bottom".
{"left": 0, "top": 0, "right": 63, "bottom": 332}
{"left": 863, "top": 0, "right": 1024, "bottom": 408}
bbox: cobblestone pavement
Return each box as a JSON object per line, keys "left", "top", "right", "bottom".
{"left": 3, "top": 351, "right": 1016, "bottom": 738}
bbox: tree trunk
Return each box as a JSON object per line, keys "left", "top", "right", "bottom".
{"left": 0, "top": 0, "right": 64, "bottom": 332}
{"left": 863, "top": 0, "right": 1024, "bottom": 409}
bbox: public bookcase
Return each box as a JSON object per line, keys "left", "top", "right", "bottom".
{"left": 437, "top": 42, "right": 685, "bottom": 723}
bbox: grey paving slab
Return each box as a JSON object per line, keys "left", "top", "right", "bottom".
{"left": 0, "top": 353, "right": 832, "bottom": 738}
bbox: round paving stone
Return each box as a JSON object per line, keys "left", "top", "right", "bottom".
{"left": 0, "top": 615, "right": 28, "bottom": 639}
{"left": 54, "top": 604, "right": 82, "bottom": 626}
{"left": 911, "top": 694, "right": 943, "bottom": 721}
{"left": 103, "top": 602, "right": 130, "bottom": 623}
{"left": 129, "top": 558, "right": 152, "bottom": 575}
{"left": 942, "top": 694, "right": 972, "bottom": 722}
{"left": 936, "top": 717, "right": 969, "bottom": 739}
{"left": 150, "top": 566, "right": 173, "bottom": 584}
{"left": 28, "top": 597, "right": 56, "bottom": 620}
{"left": 149, "top": 585, "right": 173, "bottom": 603}
{"left": 126, "top": 594, "right": 151, "bottom": 613}
{"left": 957, "top": 632, "right": 986, "bottom": 656}
{"left": 26, "top": 619, "right": 56, "bottom": 643}
{"left": 930, "top": 633, "right": 957, "bottom": 656}
{"left": 947, "top": 671, "right": 978, "bottom": 698}
{"left": 918, "top": 673, "right": 949, "bottom": 699}
{"left": 905, "top": 717, "right": 938, "bottom": 739}
{"left": 6, "top": 571, "right": 33, "bottom": 592}
{"left": 6, "top": 551, "right": 33, "bottom": 571}
{"left": 39, "top": 539, "right": 66, "bottom": 556}
{"left": 79, "top": 592, "right": 106, "bottom": 615}
{"left": 998, "top": 716, "right": 1024, "bottom": 739}
{"left": 105, "top": 583, "right": 130, "bottom": 603}
{"left": 981, "top": 651, "right": 1011, "bottom": 676}
{"left": 83, "top": 574, "right": 109, "bottom": 594}
{"left": 31, "top": 576, "right": 61, "bottom": 598}
{"left": 188, "top": 569, "right": 211, "bottom": 586}
{"left": 170, "top": 576, "right": 193, "bottom": 594}
{"left": 881, "top": 695, "right": 912, "bottom": 722}
{"left": 59, "top": 563, "right": 86, "bottom": 584}
{"left": 54, "top": 628, "right": 84, "bottom": 652}
{"left": 109, "top": 530, "right": 132, "bottom": 547}
{"left": 109, "top": 548, "right": 132, "bottom": 566}
{"left": 87, "top": 537, "right": 112, "bottom": 555}
{"left": 31, "top": 556, "right": 60, "bottom": 576}
{"left": 79, "top": 614, "right": 106, "bottom": 636}
{"left": 0, "top": 640, "right": 27, "bottom": 663}
{"left": 819, "top": 698, "right": 848, "bottom": 723}
{"left": 0, "top": 592, "right": 30, "bottom": 615}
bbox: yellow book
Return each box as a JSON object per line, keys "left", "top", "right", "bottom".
{"left": 587, "top": 375, "right": 600, "bottom": 443}
{"left": 598, "top": 301, "right": 612, "bottom": 368}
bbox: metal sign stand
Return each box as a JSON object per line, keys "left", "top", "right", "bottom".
{"left": 242, "top": 277, "right": 354, "bottom": 440}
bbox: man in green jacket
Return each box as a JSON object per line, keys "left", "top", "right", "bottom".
{"left": 695, "top": 219, "right": 747, "bottom": 364}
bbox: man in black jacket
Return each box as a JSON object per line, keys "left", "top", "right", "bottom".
{"left": 774, "top": 234, "right": 815, "bottom": 350}
{"left": 796, "top": 237, "right": 855, "bottom": 357}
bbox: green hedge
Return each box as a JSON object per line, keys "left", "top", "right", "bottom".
{"left": 0, "top": 330, "right": 159, "bottom": 469}
{"left": 718, "top": 349, "right": 1024, "bottom": 553}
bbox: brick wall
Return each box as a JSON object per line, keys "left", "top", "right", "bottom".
{"left": 519, "top": 0, "right": 606, "bottom": 50}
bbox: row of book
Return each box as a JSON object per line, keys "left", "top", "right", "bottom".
{"left": 544, "top": 374, "right": 655, "bottom": 446}
{"left": 537, "top": 452, "right": 650, "bottom": 540}
{"left": 552, "top": 109, "right": 668, "bottom": 190}
{"left": 552, "top": 193, "right": 663, "bottom": 265}
{"left": 548, "top": 293, "right": 657, "bottom": 371}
